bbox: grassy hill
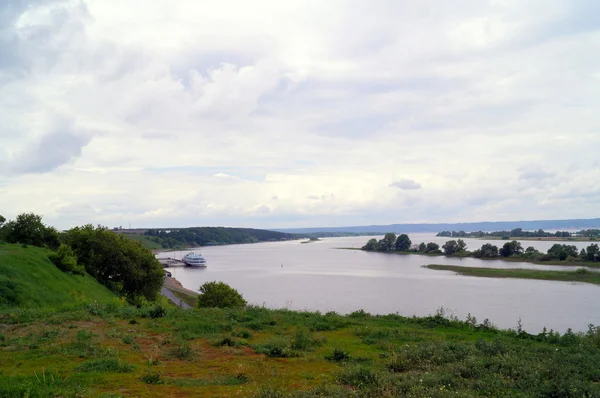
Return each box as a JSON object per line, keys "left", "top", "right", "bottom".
{"left": 0, "top": 243, "right": 116, "bottom": 308}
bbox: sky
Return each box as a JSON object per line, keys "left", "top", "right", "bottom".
{"left": 1, "top": 0, "right": 600, "bottom": 230}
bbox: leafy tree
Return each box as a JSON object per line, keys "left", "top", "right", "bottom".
{"left": 362, "top": 238, "right": 379, "bottom": 251}
{"left": 584, "top": 244, "right": 600, "bottom": 261}
{"left": 547, "top": 244, "right": 578, "bottom": 260}
{"left": 499, "top": 241, "right": 523, "bottom": 257}
{"left": 442, "top": 240, "right": 459, "bottom": 255}
{"left": 48, "top": 244, "right": 84, "bottom": 275}
{"left": 378, "top": 233, "right": 396, "bottom": 251}
{"left": 63, "top": 225, "right": 164, "bottom": 301}
{"left": 418, "top": 242, "right": 426, "bottom": 252}
{"left": 197, "top": 281, "right": 247, "bottom": 308}
{"left": 457, "top": 239, "right": 467, "bottom": 251}
{"left": 473, "top": 243, "right": 499, "bottom": 258}
{"left": 425, "top": 242, "right": 440, "bottom": 254}
{"left": 0, "top": 215, "right": 5, "bottom": 228}
{"left": 395, "top": 234, "right": 411, "bottom": 251}
{"left": 2, "top": 213, "right": 60, "bottom": 250}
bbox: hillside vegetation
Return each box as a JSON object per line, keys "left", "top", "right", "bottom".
{"left": 137, "top": 227, "right": 299, "bottom": 250}
{"left": 0, "top": 243, "right": 116, "bottom": 308}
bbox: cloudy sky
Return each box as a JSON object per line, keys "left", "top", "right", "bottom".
{"left": 1, "top": 0, "right": 599, "bottom": 230}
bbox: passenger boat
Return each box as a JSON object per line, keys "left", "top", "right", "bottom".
{"left": 182, "top": 252, "right": 207, "bottom": 267}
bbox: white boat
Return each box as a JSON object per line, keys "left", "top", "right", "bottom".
{"left": 182, "top": 252, "right": 207, "bottom": 267}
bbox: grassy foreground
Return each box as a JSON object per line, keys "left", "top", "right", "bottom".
{"left": 2, "top": 303, "right": 600, "bottom": 397}
{"left": 426, "top": 264, "right": 600, "bottom": 285}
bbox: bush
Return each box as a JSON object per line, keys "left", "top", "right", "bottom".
{"left": 326, "top": 348, "right": 350, "bottom": 362}
{"left": 197, "top": 281, "right": 247, "bottom": 308}
{"left": 48, "top": 244, "right": 84, "bottom": 275}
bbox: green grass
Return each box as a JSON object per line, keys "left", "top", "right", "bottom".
{"left": 1, "top": 303, "right": 600, "bottom": 397}
{"left": 165, "top": 287, "right": 198, "bottom": 307}
{"left": 121, "top": 234, "right": 173, "bottom": 250}
{"left": 426, "top": 264, "right": 600, "bottom": 285}
{"left": 0, "top": 243, "right": 117, "bottom": 307}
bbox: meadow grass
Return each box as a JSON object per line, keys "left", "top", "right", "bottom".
{"left": 1, "top": 302, "right": 600, "bottom": 397}
{"left": 426, "top": 264, "right": 600, "bottom": 285}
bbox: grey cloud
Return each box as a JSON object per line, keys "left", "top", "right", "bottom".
{"left": 11, "top": 128, "right": 93, "bottom": 174}
{"left": 390, "top": 179, "right": 422, "bottom": 190}
{"left": 518, "top": 168, "right": 556, "bottom": 181}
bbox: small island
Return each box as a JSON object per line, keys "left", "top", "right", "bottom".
{"left": 360, "top": 233, "right": 600, "bottom": 266}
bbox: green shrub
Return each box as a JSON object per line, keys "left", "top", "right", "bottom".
{"left": 48, "top": 244, "right": 84, "bottom": 275}
{"left": 291, "top": 327, "right": 321, "bottom": 351}
{"left": 326, "top": 348, "right": 350, "bottom": 362}
{"left": 337, "top": 365, "right": 380, "bottom": 388}
{"left": 197, "top": 281, "right": 247, "bottom": 308}
{"left": 75, "top": 358, "right": 135, "bottom": 373}
{"left": 170, "top": 340, "right": 194, "bottom": 360}
{"left": 254, "top": 337, "right": 296, "bottom": 358}
{"left": 140, "top": 370, "right": 162, "bottom": 384}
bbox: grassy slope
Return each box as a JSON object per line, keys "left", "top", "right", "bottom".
{"left": 123, "top": 234, "right": 170, "bottom": 250}
{"left": 0, "top": 243, "right": 116, "bottom": 307}
{"left": 426, "top": 264, "right": 600, "bottom": 285}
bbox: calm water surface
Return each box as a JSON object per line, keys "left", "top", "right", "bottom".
{"left": 158, "top": 234, "right": 600, "bottom": 333}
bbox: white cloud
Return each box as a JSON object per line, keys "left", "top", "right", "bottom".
{"left": 1, "top": 0, "right": 600, "bottom": 229}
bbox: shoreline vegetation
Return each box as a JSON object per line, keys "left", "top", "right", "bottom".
{"left": 425, "top": 264, "right": 600, "bottom": 286}
{"left": 437, "top": 227, "right": 599, "bottom": 241}
{"left": 360, "top": 233, "right": 600, "bottom": 268}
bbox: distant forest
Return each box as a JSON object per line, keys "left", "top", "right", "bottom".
{"left": 437, "top": 229, "right": 600, "bottom": 239}
{"left": 143, "top": 227, "right": 298, "bottom": 249}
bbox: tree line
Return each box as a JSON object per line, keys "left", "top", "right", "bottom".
{"left": 144, "top": 227, "right": 297, "bottom": 249}
{"left": 362, "top": 233, "right": 600, "bottom": 262}
{"left": 437, "top": 228, "right": 599, "bottom": 239}
{"left": 0, "top": 213, "right": 164, "bottom": 302}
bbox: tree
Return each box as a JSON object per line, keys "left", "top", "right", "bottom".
{"left": 499, "top": 241, "right": 523, "bottom": 257}
{"left": 418, "top": 242, "right": 426, "bottom": 252}
{"left": 378, "top": 233, "right": 396, "bottom": 251}
{"left": 457, "top": 239, "right": 467, "bottom": 251}
{"left": 197, "top": 281, "right": 247, "bottom": 308}
{"left": 584, "top": 244, "right": 600, "bottom": 261}
{"left": 442, "top": 240, "right": 459, "bottom": 255}
{"left": 0, "top": 215, "right": 5, "bottom": 228}
{"left": 473, "top": 243, "right": 499, "bottom": 258}
{"left": 425, "top": 242, "right": 440, "bottom": 253}
{"left": 63, "top": 225, "right": 164, "bottom": 301}
{"left": 2, "top": 213, "right": 60, "bottom": 250}
{"left": 48, "top": 244, "right": 84, "bottom": 275}
{"left": 362, "top": 238, "right": 379, "bottom": 251}
{"left": 395, "top": 234, "right": 411, "bottom": 251}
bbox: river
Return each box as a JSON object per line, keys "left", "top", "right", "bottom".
{"left": 157, "top": 234, "right": 600, "bottom": 333}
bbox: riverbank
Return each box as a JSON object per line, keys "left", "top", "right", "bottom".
{"left": 161, "top": 276, "right": 198, "bottom": 307}
{"left": 426, "top": 264, "right": 600, "bottom": 285}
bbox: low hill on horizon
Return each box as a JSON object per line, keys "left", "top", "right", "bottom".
{"left": 273, "top": 217, "right": 600, "bottom": 234}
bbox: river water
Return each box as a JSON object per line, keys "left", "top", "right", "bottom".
{"left": 157, "top": 234, "right": 600, "bottom": 333}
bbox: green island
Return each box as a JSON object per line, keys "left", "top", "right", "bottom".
{"left": 437, "top": 228, "right": 599, "bottom": 241}
{"left": 425, "top": 264, "right": 600, "bottom": 286}
{"left": 3, "top": 213, "right": 600, "bottom": 397}
{"left": 361, "top": 233, "right": 600, "bottom": 267}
